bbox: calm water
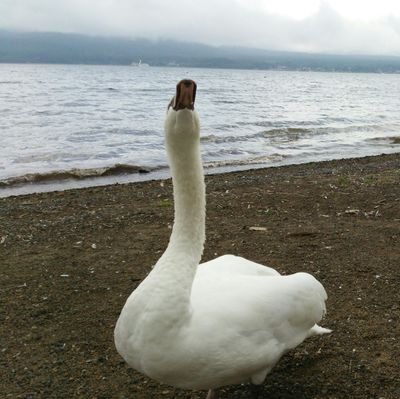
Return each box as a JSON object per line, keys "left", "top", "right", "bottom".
{"left": 1, "top": 63, "right": 400, "bottom": 195}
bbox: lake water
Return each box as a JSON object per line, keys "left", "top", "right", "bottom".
{"left": 1, "top": 63, "right": 400, "bottom": 196}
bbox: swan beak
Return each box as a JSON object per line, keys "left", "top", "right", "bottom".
{"left": 169, "top": 79, "right": 197, "bottom": 111}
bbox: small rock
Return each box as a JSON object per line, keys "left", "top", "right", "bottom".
{"left": 345, "top": 209, "right": 360, "bottom": 215}
{"left": 249, "top": 226, "right": 267, "bottom": 231}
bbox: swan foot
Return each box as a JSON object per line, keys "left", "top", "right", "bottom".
{"left": 206, "top": 389, "right": 219, "bottom": 399}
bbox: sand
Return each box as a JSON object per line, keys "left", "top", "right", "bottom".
{"left": 1, "top": 153, "right": 399, "bottom": 398}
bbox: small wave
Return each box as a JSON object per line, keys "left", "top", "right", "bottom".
{"left": 204, "top": 153, "right": 286, "bottom": 169}
{"left": 201, "top": 127, "right": 312, "bottom": 145}
{"left": 0, "top": 81, "right": 21, "bottom": 84}
{"left": 206, "top": 148, "right": 251, "bottom": 157}
{"left": 0, "top": 164, "right": 155, "bottom": 188}
{"left": 367, "top": 136, "right": 400, "bottom": 145}
{"left": 218, "top": 100, "right": 237, "bottom": 104}
{"left": 261, "top": 127, "right": 311, "bottom": 137}
{"left": 201, "top": 134, "right": 246, "bottom": 144}
{"left": 262, "top": 123, "right": 400, "bottom": 140}
{"left": 62, "top": 101, "right": 89, "bottom": 107}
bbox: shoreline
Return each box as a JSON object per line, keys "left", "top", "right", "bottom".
{"left": 1, "top": 152, "right": 399, "bottom": 398}
{"left": 1, "top": 151, "right": 400, "bottom": 198}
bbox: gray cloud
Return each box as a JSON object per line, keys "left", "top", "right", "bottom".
{"left": 0, "top": 0, "right": 400, "bottom": 55}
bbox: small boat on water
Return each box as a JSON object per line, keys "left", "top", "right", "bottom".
{"left": 131, "top": 59, "right": 150, "bottom": 67}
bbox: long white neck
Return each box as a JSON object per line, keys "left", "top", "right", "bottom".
{"left": 166, "top": 135, "right": 205, "bottom": 264}
{"left": 143, "top": 109, "right": 205, "bottom": 319}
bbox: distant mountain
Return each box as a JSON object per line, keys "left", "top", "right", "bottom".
{"left": 1, "top": 30, "right": 400, "bottom": 73}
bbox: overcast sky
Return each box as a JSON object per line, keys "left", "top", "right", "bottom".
{"left": 1, "top": 0, "right": 400, "bottom": 56}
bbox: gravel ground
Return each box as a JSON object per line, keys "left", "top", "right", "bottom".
{"left": 1, "top": 153, "right": 399, "bottom": 399}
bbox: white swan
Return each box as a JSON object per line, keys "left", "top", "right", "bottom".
{"left": 114, "top": 79, "right": 331, "bottom": 398}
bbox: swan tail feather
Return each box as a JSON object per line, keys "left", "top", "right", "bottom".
{"left": 307, "top": 324, "right": 332, "bottom": 337}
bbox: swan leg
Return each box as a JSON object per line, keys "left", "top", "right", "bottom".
{"left": 206, "top": 389, "right": 219, "bottom": 399}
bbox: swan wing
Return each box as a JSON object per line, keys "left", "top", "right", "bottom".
{"left": 197, "top": 254, "right": 280, "bottom": 277}
{"left": 191, "top": 271, "right": 327, "bottom": 346}
{"left": 174, "top": 271, "right": 329, "bottom": 389}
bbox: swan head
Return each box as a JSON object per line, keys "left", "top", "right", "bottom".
{"left": 165, "top": 80, "right": 200, "bottom": 144}
{"left": 169, "top": 79, "right": 196, "bottom": 111}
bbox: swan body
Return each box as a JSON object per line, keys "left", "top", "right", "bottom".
{"left": 114, "top": 80, "right": 330, "bottom": 393}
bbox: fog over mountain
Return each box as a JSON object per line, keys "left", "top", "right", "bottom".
{"left": 1, "top": 30, "right": 400, "bottom": 73}
{"left": 1, "top": 1, "right": 400, "bottom": 56}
